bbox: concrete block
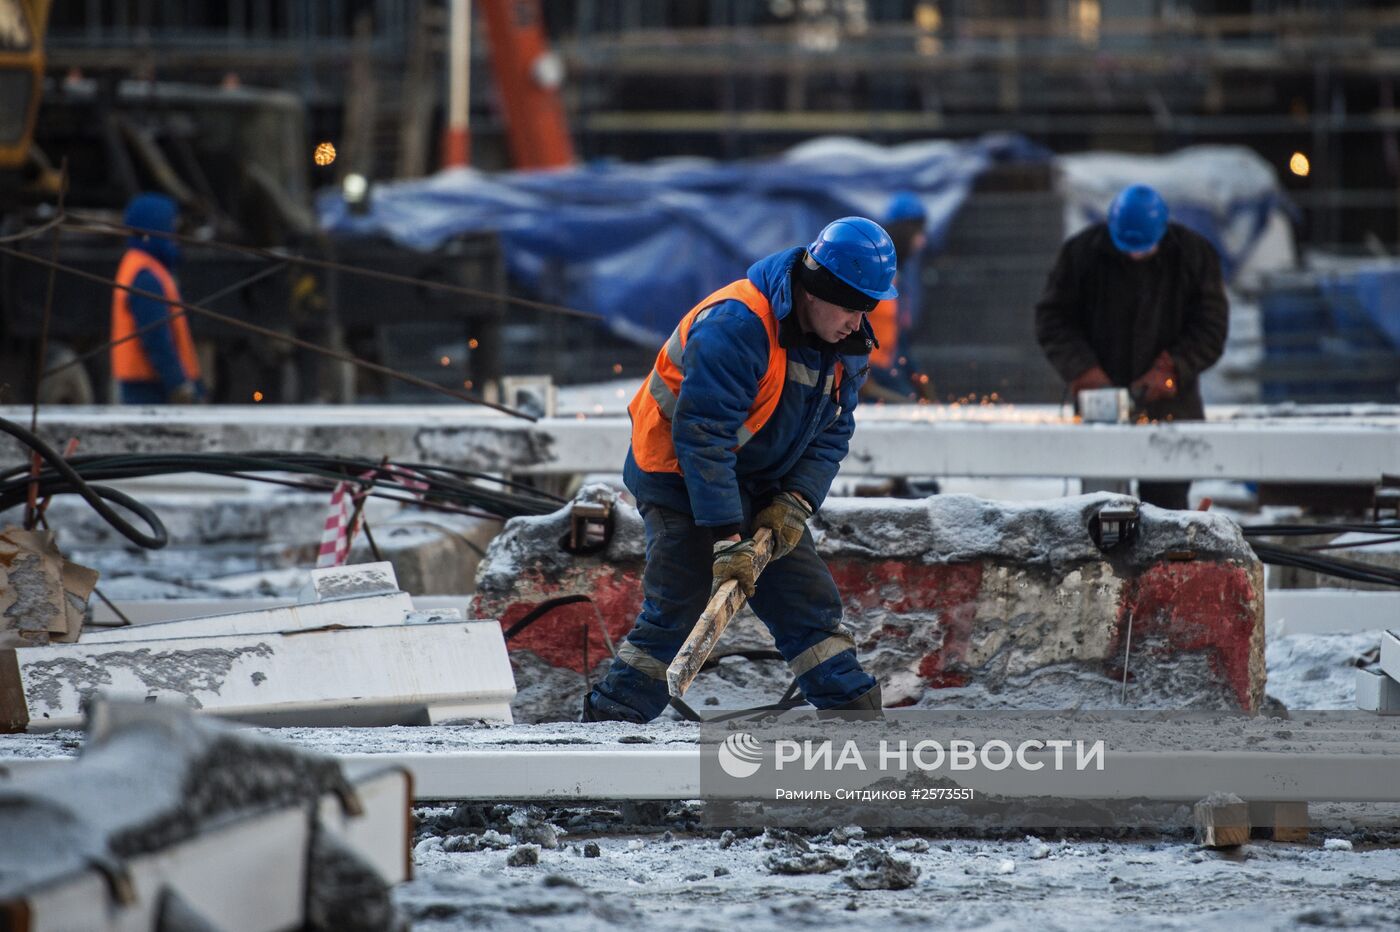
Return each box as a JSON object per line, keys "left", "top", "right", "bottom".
{"left": 2, "top": 620, "right": 515, "bottom": 731}
{"left": 0, "top": 699, "right": 410, "bottom": 930}
{"left": 310, "top": 561, "right": 399, "bottom": 600}
{"left": 1356, "top": 666, "right": 1400, "bottom": 714}
{"left": 1381, "top": 629, "right": 1400, "bottom": 682}
{"left": 473, "top": 487, "right": 1267, "bottom": 719}
{"left": 348, "top": 515, "right": 502, "bottom": 594}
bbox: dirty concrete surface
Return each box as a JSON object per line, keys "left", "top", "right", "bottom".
{"left": 399, "top": 809, "right": 1400, "bottom": 931}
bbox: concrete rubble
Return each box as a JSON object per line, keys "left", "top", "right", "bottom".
{"left": 474, "top": 485, "right": 1266, "bottom": 719}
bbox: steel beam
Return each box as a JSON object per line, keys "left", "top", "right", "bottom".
{"left": 5, "top": 404, "right": 1399, "bottom": 482}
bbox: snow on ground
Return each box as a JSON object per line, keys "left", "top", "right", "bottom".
{"left": 1265, "top": 631, "right": 1379, "bottom": 710}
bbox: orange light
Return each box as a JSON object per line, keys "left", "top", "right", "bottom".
{"left": 313, "top": 141, "right": 336, "bottom": 166}
{"left": 468, "top": 338, "right": 480, "bottom": 350}
{"left": 463, "top": 380, "right": 473, "bottom": 390}
{"left": 252, "top": 391, "right": 264, "bottom": 402}
{"left": 1289, "top": 152, "right": 1310, "bottom": 177}
{"left": 1165, "top": 378, "right": 1174, "bottom": 389}
{"left": 440, "top": 355, "right": 451, "bottom": 366}
{"left": 612, "top": 363, "right": 623, "bottom": 374}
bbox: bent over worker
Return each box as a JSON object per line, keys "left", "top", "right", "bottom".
{"left": 583, "top": 218, "right": 893, "bottom": 723}
{"left": 111, "top": 192, "right": 205, "bottom": 404}
{"left": 1034, "top": 184, "right": 1228, "bottom": 510}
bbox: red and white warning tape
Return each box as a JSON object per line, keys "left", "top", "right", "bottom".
{"left": 316, "top": 464, "right": 431, "bottom": 568}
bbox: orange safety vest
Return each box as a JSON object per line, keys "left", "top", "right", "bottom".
{"left": 868, "top": 297, "right": 899, "bottom": 369}
{"left": 629, "top": 278, "right": 842, "bottom": 474}
{"left": 111, "top": 249, "right": 202, "bottom": 383}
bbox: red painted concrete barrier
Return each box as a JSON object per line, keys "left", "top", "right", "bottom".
{"left": 473, "top": 486, "right": 1265, "bottom": 717}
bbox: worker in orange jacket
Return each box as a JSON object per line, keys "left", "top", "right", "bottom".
{"left": 111, "top": 193, "right": 205, "bottom": 404}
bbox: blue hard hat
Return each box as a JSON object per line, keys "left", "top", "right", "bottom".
{"left": 806, "top": 216, "right": 899, "bottom": 301}
{"left": 124, "top": 192, "right": 178, "bottom": 235}
{"left": 885, "top": 191, "right": 927, "bottom": 224}
{"left": 1107, "top": 185, "right": 1168, "bottom": 254}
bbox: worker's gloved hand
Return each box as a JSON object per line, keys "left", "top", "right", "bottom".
{"left": 711, "top": 538, "right": 758, "bottom": 598}
{"left": 754, "top": 490, "right": 813, "bottom": 560}
{"left": 167, "top": 381, "right": 199, "bottom": 405}
{"left": 1131, "top": 351, "right": 1178, "bottom": 403}
{"left": 1069, "top": 365, "right": 1113, "bottom": 396}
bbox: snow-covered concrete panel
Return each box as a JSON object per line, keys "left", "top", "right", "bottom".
{"left": 473, "top": 488, "right": 1265, "bottom": 717}
{"left": 4, "top": 621, "right": 515, "bottom": 730}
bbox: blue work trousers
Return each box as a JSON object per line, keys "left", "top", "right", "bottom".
{"left": 587, "top": 501, "right": 875, "bottom": 723}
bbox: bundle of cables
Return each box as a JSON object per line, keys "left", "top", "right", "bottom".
{"left": 0, "top": 415, "right": 565, "bottom": 551}
{"left": 1240, "top": 521, "right": 1400, "bottom": 589}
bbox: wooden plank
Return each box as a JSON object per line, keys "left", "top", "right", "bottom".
{"left": 0, "top": 650, "right": 26, "bottom": 735}
{"left": 667, "top": 528, "right": 773, "bottom": 698}
{"left": 1194, "top": 795, "right": 1250, "bottom": 848}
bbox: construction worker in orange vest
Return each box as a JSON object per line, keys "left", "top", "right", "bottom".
{"left": 582, "top": 217, "right": 895, "bottom": 723}
{"left": 111, "top": 192, "right": 205, "bottom": 404}
{"left": 863, "top": 191, "right": 930, "bottom": 403}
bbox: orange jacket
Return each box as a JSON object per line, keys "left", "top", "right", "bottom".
{"left": 628, "top": 278, "right": 794, "bottom": 475}
{"left": 111, "top": 249, "right": 201, "bottom": 383}
{"left": 868, "top": 297, "right": 900, "bottom": 369}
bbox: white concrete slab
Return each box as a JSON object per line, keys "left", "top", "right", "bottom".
{"left": 6, "top": 621, "right": 515, "bottom": 730}
{"left": 1265, "top": 590, "right": 1400, "bottom": 635}
{"left": 1356, "top": 667, "right": 1400, "bottom": 713}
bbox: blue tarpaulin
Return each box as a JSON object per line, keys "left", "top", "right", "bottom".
{"left": 318, "top": 134, "right": 1047, "bottom": 346}
{"left": 1316, "top": 265, "right": 1400, "bottom": 350}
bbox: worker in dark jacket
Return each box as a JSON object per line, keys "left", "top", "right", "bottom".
{"left": 583, "top": 218, "right": 893, "bottom": 723}
{"left": 1034, "top": 184, "right": 1228, "bottom": 510}
{"left": 111, "top": 193, "right": 205, "bottom": 404}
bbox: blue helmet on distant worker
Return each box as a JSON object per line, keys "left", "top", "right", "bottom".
{"left": 885, "top": 191, "right": 927, "bottom": 225}
{"left": 802, "top": 217, "right": 899, "bottom": 311}
{"left": 1107, "top": 185, "right": 1168, "bottom": 254}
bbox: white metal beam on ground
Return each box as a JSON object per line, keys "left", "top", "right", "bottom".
{"left": 4, "top": 621, "right": 515, "bottom": 730}
{"left": 8, "top": 716, "right": 1400, "bottom": 802}
{"left": 1265, "top": 590, "right": 1400, "bottom": 635}
{"left": 5, "top": 405, "right": 1400, "bottom": 481}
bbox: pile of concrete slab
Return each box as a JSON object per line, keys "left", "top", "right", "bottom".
{"left": 1357, "top": 630, "right": 1400, "bottom": 713}
{"left": 0, "top": 698, "right": 411, "bottom": 931}
{"left": 2, "top": 561, "right": 515, "bottom": 732}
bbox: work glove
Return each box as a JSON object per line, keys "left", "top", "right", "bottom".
{"left": 754, "top": 490, "right": 813, "bottom": 561}
{"left": 1069, "top": 365, "right": 1113, "bottom": 396}
{"left": 1130, "top": 351, "right": 1178, "bottom": 404}
{"left": 711, "top": 538, "right": 758, "bottom": 599}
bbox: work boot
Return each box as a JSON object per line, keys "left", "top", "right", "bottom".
{"left": 580, "top": 692, "right": 647, "bottom": 724}
{"left": 817, "top": 683, "right": 883, "bottom": 719}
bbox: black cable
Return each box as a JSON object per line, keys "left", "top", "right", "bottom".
{"left": 0, "top": 416, "right": 168, "bottom": 549}
{"left": 0, "top": 450, "right": 563, "bottom": 520}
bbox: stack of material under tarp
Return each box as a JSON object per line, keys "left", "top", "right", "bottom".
{"left": 0, "top": 527, "right": 98, "bottom": 648}
{"left": 0, "top": 698, "right": 411, "bottom": 931}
